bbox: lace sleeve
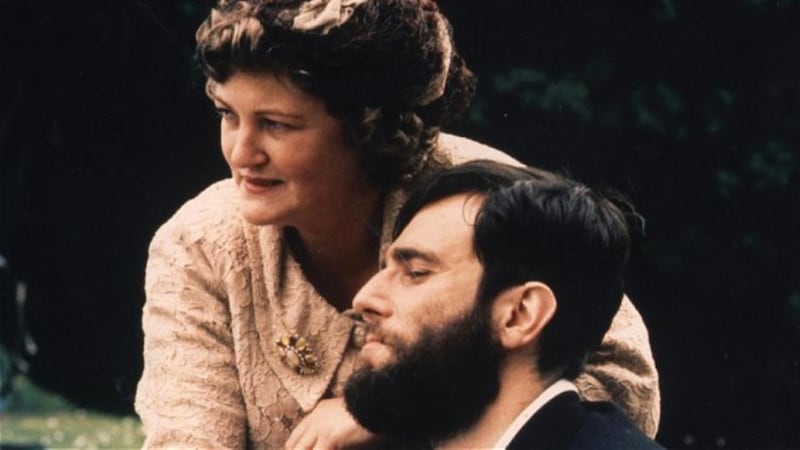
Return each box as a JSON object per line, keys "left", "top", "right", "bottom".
{"left": 575, "top": 295, "right": 661, "bottom": 438}
{"left": 135, "top": 220, "right": 247, "bottom": 449}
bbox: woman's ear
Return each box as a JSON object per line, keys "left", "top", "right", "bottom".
{"left": 492, "top": 282, "right": 557, "bottom": 351}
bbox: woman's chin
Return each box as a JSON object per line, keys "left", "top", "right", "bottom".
{"left": 237, "top": 200, "right": 288, "bottom": 227}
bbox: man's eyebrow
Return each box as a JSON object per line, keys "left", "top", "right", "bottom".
{"left": 390, "top": 246, "right": 439, "bottom": 265}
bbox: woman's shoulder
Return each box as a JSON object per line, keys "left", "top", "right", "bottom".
{"left": 435, "top": 133, "right": 522, "bottom": 167}
{"left": 151, "top": 179, "right": 244, "bottom": 248}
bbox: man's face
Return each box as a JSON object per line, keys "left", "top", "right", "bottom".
{"left": 354, "top": 193, "right": 485, "bottom": 369}
{"left": 345, "top": 194, "right": 504, "bottom": 444}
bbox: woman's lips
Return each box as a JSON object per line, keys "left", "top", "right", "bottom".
{"left": 241, "top": 176, "right": 284, "bottom": 193}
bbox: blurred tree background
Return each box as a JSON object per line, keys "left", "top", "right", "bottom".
{"left": 1, "top": 0, "right": 798, "bottom": 448}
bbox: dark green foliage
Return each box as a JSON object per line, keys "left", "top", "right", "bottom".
{"left": 439, "top": 0, "right": 799, "bottom": 447}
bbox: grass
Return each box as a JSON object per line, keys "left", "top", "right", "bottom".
{"left": 0, "top": 374, "right": 144, "bottom": 449}
{"left": 1, "top": 411, "right": 144, "bottom": 449}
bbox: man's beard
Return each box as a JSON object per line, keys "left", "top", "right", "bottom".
{"left": 344, "top": 303, "right": 504, "bottom": 446}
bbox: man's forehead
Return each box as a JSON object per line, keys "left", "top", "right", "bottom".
{"left": 387, "top": 193, "right": 483, "bottom": 262}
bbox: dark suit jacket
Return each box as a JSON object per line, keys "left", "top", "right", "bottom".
{"left": 507, "top": 392, "right": 663, "bottom": 450}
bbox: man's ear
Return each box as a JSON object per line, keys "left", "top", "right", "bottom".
{"left": 492, "top": 282, "right": 557, "bottom": 350}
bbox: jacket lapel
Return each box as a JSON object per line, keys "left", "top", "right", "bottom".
{"left": 248, "top": 224, "right": 357, "bottom": 413}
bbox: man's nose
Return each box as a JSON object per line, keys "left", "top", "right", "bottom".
{"left": 352, "top": 271, "right": 392, "bottom": 322}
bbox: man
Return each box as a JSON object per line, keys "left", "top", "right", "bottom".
{"left": 344, "top": 160, "right": 662, "bottom": 449}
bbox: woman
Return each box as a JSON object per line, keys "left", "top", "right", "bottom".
{"left": 135, "top": 0, "right": 660, "bottom": 448}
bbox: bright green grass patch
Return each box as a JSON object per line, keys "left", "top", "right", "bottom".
{"left": 1, "top": 411, "right": 144, "bottom": 449}
{"left": 1, "top": 367, "right": 144, "bottom": 449}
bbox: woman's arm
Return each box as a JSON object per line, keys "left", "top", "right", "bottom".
{"left": 575, "top": 295, "right": 661, "bottom": 438}
{"left": 285, "top": 397, "right": 382, "bottom": 450}
{"left": 135, "top": 220, "right": 247, "bottom": 448}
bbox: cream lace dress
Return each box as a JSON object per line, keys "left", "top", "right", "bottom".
{"left": 135, "top": 134, "right": 660, "bottom": 449}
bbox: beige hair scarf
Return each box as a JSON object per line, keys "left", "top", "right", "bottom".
{"left": 292, "top": 0, "right": 369, "bottom": 34}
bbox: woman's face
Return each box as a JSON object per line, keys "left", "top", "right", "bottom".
{"left": 211, "top": 71, "right": 371, "bottom": 229}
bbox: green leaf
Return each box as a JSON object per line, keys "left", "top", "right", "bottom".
{"left": 492, "top": 68, "right": 548, "bottom": 93}
{"left": 749, "top": 140, "right": 795, "bottom": 189}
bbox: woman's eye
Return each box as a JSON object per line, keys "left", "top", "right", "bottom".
{"left": 214, "top": 107, "right": 234, "bottom": 121}
{"left": 259, "top": 118, "right": 291, "bottom": 131}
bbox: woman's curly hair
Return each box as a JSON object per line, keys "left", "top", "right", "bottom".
{"left": 196, "top": 0, "right": 476, "bottom": 188}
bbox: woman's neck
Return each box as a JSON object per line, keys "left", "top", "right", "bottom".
{"left": 287, "top": 190, "right": 383, "bottom": 311}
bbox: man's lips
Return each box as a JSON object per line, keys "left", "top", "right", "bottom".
{"left": 358, "top": 330, "right": 400, "bottom": 369}
{"left": 360, "top": 333, "right": 389, "bottom": 364}
{"left": 361, "top": 332, "right": 390, "bottom": 354}
{"left": 364, "top": 333, "right": 383, "bottom": 345}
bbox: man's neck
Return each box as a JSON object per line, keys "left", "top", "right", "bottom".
{"left": 436, "top": 359, "right": 553, "bottom": 450}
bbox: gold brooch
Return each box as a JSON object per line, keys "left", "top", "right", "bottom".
{"left": 276, "top": 333, "right": 318, "bottom": 375}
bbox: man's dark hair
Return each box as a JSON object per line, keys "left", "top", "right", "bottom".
{"left": 394, "top": 160, "right": 633, "bottom": 380}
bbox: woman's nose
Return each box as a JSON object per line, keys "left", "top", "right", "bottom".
{"left": 226, "top": 125, "right": 268, "bottom": 168}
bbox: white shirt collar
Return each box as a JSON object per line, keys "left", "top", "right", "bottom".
{"left": 491, "top": 379, "right": 578, "bottom": 450}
